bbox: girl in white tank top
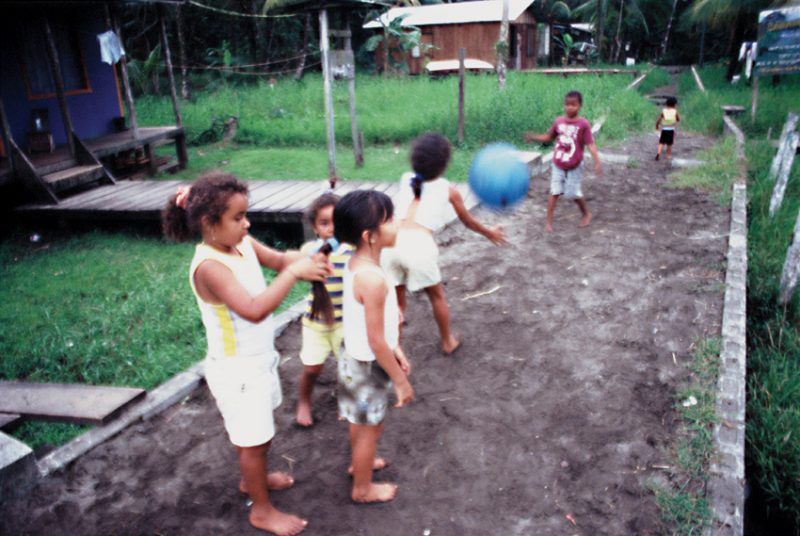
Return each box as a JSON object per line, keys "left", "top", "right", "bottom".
{"left": 162, "top": 172, "right": 330, "bottom": 534}
{"left": 381, "top": 133, "right": 507, "bottom": 355}
{"left": 332, "top": 190, "right": 413, "bottom": 505}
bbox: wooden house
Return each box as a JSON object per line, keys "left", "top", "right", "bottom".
{"left": 0, "top": 0, "right": 187, "bottom": 205}
{"left": 363, "top": 0, "right": 539, "bottom": 75}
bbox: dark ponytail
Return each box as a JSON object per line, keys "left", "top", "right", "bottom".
{"left": 410, "top": 173, "right": 424, "bottom": 199}
{"left": 309, "top": 242, "right": 335, "bottom": 325}
{"left": 162, "top": 191, "right": 192, "bottom": 242}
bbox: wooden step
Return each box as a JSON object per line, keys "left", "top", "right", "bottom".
{"left": 37, "top": 158, "right": 78, "bottom": 176}
{"left": 0, "top": 381, "right": 146, "bottom": 425}
{"left": 43, "top": 164, "right": 105, "bottom": 193}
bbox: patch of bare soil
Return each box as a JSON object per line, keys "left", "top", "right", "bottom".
{"left": 1, "top": 132, "right": 728, "bottom": 535}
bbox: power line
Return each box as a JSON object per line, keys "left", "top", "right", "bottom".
{"left": 188, "top": 0, "right": 295, "bottom": 19}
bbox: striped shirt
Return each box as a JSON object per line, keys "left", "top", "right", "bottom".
{"left": 302, "top": 243, "right": 354, "bottom": 331}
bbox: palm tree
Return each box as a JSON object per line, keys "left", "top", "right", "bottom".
{"left": 532, "top": 0, "right": 573, "bottom": 64}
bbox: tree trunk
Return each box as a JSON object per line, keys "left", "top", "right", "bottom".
{"left": 698, "top": 22, "right": 706, "bottom": 67}
{"left": 597, "top": 0, "right": 606, "bottom": 63}
{"left": 248, "top": 0, "right": 261, "bottom": 65}
{"left": 725, "top": 15, "right": 746, "bottom": 81}
{"left": 294, "top": 14, "right": 311, "bottom": 81}
{"left": 176, "top": 4, "right": 189, "bottom": 100}
{"left": 660, "top": 0, "right": 679, "bottom": 61}
{"left": 613, "top": 0, "right": 624, "bottom": 64}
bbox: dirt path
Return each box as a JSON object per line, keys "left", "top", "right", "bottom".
{"left": 1, "top": 132, "right": 728, "bottom": 535}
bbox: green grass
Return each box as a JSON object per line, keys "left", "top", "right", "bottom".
{"left": 667, "top": 136, "right": 740, "bottom": 206}
{"left": 744, "top": 136, "right": 800, "bottom": 525}
{"left": 163, "top": 143, "right": 475, "bottom": 183}
{"left": 678, "top": 65, "right": 800, "bottom": 138}
{"left": 139, "top": 71, "right": 655, "bottom": 150}
{"left": 653, "top": 338, "right": 720, "bottom": 536}
{"left": 0, "top": 231, "right": 308, "bottom": 449}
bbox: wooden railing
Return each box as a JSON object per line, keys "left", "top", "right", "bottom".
{"left": 7, "top": 138, "right": 58, "bottom": 204}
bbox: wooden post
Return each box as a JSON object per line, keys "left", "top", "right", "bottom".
{"left": 158, "top": 4, "right": 183, "bottom": 127}
{"left": 769, "top": 132, "right": 799, "bottom": 216}
{"left": 0, "top": 97, "right": 14, "bottom": 174}
{"left": 751, "top": 74, "right": 759, "bottom": 125}
{"left": 770, "top": 113, "right": 799, "bottom": 181}
{"left": 344, "top": 26, "right": 363, "bottom": 168}
{"left": 319, "top": 8, "right": 337, "bottom": 182}
{"left": 780, "top": 207, "right": 800, "bottom": 304}
{"left": 43, "top": 17, "right": 76, "bottom": 158}
{"left": 458, "top": 49, "right": 466, "bottom": 143}
{"left": 111, "top": 8, "right": 139, "bottom": 137}
{"left": 497, "top": 0, "right": 509, "bottom": 90}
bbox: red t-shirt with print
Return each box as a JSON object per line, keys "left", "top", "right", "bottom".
{"left": 548, "top": 116, "right": 594, "bottom": 170}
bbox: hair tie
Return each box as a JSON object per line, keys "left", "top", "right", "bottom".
{"left": 410, "top": 173, "right": 424, "bottom": 190}
{"left": 175, "top": 186, "right": 191, "bottom": 209}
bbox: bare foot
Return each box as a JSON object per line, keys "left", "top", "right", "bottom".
{"left": 544, "top": 223, "right": 553, "bottom": 233}
{"left": 295, "top": 401, "right": 313, "bottom": 427}
{"left": 579, "top": 213, "right": 593, "bottom": 228}
{"left": 442, "top": 336, "right": 461, "bottom": 356}
{"left": 348, "top": 457, "right": 389, "bottom": 476}
{"left": 351, "top": 482, "right": 398, "bottom": 503}
{"left": 240, "top": 471, "right": 295, "bottom": 494}
{"left": 250, "top": 505, "right": 307, "bottom": 536}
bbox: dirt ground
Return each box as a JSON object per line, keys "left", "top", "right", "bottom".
{"left": 1, "top": 131, "right": 729, "bottom": 536}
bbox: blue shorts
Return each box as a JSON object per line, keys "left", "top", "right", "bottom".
{"left": 550, "top": 163, "right": 583, "bottom": 199}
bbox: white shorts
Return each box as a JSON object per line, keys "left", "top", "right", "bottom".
{"left": 300, "top": 323, "right": 344, "bottom": 366}
{"left": 381, "top": 228, "right": 441, "bottom": 292}
{"left": 204, "top": 353, "right": 282, "bottom": 447}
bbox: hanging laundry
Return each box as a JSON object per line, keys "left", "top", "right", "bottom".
{"left": 97, "top": 30, "right": 125, "bottom": 65}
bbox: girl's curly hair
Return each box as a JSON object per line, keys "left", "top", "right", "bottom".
{"left": 162, "top": 171, "right": 249, "bottom": 242}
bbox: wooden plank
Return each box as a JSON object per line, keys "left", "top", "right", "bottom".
{"left": 284, "top": 182, "right": 336, "bottom": 212}
{"left": 99, "top": 180, "right": 182, "bottom": 211}
{"left": 247, "top": 180, "right": 295, "bottom": 210}
{"left": 250, "top": 182, "right": 312, "bottom": 211}
{"left": 246, "top": 180, "right": 289, "bottom": 204}
{"left": 131, "top": 181, "right": 192, "bottom": 211}
{"left": 269, "top": 182, "right": 325, "bottom": 211}
{"left": 0, "top": 381, "right": 146, "bottom": 425}
{"left": 0, "top": 413, "right": 21, "bottom": 430}
{"left": 53, "top": 181, "right": 143, "bottom": 208}
{"left": 75, "top": 182, "right": 155, "bottom": 210}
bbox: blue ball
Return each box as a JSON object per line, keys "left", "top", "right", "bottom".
{"left": 468, "top": 143, "right": 529, "bottom": 209}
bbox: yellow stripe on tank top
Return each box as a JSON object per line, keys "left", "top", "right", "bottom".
{"left": 213, "top": 304, "right": 237, "bottom": 357}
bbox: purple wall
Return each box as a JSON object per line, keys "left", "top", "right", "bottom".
{"left": 0, "top": 8, "right": 123, "bottom": 150}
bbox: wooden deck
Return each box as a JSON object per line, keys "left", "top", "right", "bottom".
{"left": 15, "top": 179, "right": 480, "bottom": 227}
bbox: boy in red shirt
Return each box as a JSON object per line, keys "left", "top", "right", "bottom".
{"left": 525, "top": 90, "right": 601, "bottom": 232}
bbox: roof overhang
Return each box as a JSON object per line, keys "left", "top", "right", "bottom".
{"left": 364, "top": 0, "right": 536, "bottom": 29}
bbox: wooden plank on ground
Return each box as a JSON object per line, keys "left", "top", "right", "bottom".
{"left": 0, "top": 413, "right": 21, "bottom": 430}
{"left": 100, "top": 180, "right": 181, "bottom": 211}
{"left": 0, "top": 381, "right": 146, "bottom": 425}
{"left": 275, "top": 181, "right": 328, "bottom": 211}
{"left": 249, "top": 182, "right": 311, "bottom": 211}
{"left": 76, "top": 182, "right": 154, "bottom": 210}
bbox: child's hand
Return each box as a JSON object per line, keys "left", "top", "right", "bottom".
{"left": 523, "top": 132, "right": 537, "bottom": 144}
{"left": 593, "top": 161, "right": 602, "bottom": 178}
{"left": 393, "top": 379, "right": 414, "bottom": 408}
{"left": 288, "top": 256, "right": 331, "bottom": 282}
{"left": 394, "top": 346, "right": 411, "bottom": 375}
{"left": 485, "top": 225, "right": 507, "bottom": 246}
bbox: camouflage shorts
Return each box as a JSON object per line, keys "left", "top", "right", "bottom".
{"left": 337, "top": 352, "right": 392, "bottom": 425}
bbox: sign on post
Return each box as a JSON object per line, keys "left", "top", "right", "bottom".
{"left": 753, "top": 7, "right": 800, "bottom": 121}
{"left": 756, "top": 7, "right": 800, "bottom": 76}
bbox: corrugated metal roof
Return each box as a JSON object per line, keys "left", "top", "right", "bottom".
{"left": 364, "top": 0, "right": 536, "bottom": 29}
